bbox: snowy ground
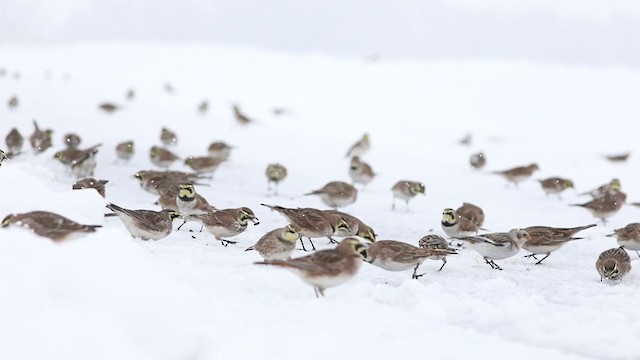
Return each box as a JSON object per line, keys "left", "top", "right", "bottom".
{"left": 0, "top": 44, "right": 639, "bottom": 360}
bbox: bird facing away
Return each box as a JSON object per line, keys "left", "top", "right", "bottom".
{"left": 29, "top": 120, "right": 53, "bottom": 154}
{"left": 175, "top": 183, "right": 217, "bottom": 230}
{"left": 454, "top": 229, "right": 531, "bottom": 270}
{"left": 64, "top": 133, "right": 82, "bottom": 149}
{"left": 492, "top": 163, "right": 539, "bottom": 185}
{"left": 607, "top": 223, "right": 640, "bottom": 257}
{"left": 6, "top": 128, "right": 24, "bottom": 155}
{"left": 1, "top": 211, "right": 101, "bottom": 241}
{"left": 345, "top": 134, "right": 370, "bottom": 158}
{"left": 116, "top": 140, "right": 135, "bottom": 161}
{"left": 72, "top": 178, "right": 108, "bottom": 198}
{"left": 305, "top": 181, "right": 358, "bottom": 208}
{"left": 538, "top": 177, "right": 574, "bottom": 197}
{"left": 456, "top": 202, "right": 485, "bottom": 227}
{"left": 160, "top": 127, "right": 178, "bottom": 146}
{"left": 596, "top": 247, "right": 631, "bottom": 282}
{"left": 349, "top": 156, "right": 376, "bottom": 187}
{"left": 150, "top": 146, "right": 180, "bottom": 168}
{"left": 233, "top": 105, "right": 253, "bottom": 125}
{"left": 570, "top": 192, "right": 626, "bottom": 224}
{"left": 419, "top": 234, "right": 456, "bottom": 271}
{"left": 266, "top": 163, "right": 288, "bottom": 195}
{"left": 254, "top": 238, "right": 368, "bottom": 297}
{"left": 192, "top": 207, "right": 259, "bottom": 246}
{"left": 360, "top": 240, "right": 457, "bottom": 279}
{"left": 245, "top": 225, "right": 301, "bottom": 261}
{"left": 391, "top": 180, "right": 425, "bottom": 210}
{"left": 106, "top": 203, "right": 180, "bottom": 241}
{"left": 469, "top": 152, "right": 486, "bottom": 169}
{"left": 521, "top": 224, "right": 596, "bottom": 264}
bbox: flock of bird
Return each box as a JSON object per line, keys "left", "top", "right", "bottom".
{"left": 1, "top": 79, "right": 639, "bottom": 297}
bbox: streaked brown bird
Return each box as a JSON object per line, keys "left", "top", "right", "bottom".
{"left": 107, "top": 203, "right": 180, "bottom": 241}
{"left": 192, "top": 207, "right": 259, "bottom": 246}
{"left": 391, "top": 180, "right": 425, "bottom": 210}
{"left": 607, "top": 223, "right": 640, "bottom": 257}
{"left": 305, "top": 181, "right": 358, "bottom": 208}
{"left": 29, "top": 120, "right": 53, "bottom": 154}
{"left": 233, "top": 104, "right": 253, "bottom": 125}
{"left": 207, "top": 141, "right": 233, "bottom": 161}
{"left": 571, "top": 192, "right": 626, "bottom": 224}
{"left": 345, "top": 134, "right": 370, "bottom": 158}
{"left": 522, "top": 224, "right": 596, "bottom": 264}
{"left": 538, "top": 177, "right": 574, "bottom": 197}
{"left": 1, "top": 211, "right": 101, "bottom": 241}
{"left": 469, "top": 152, "right": 486, "bottom": 169}
{"left": 456, "top": 202, "right": 485, "bottom": 227}
{"left": 419, "top": 234, "right": 456, "bottom": 271}
{"left": 150, "top": 146, "right": 180, "bottom": 168}
{"left": 116, "top": 140, "right": 135, "bottom": 161}
{"left": 492, "top": 163, "right": 539, "bottom": 186}
{"left": 72, "top": 178, "right": 108, "bottom": 198}
{"left": 5, "top": 128, "right": 24, "bottom": 155}
{"left": 349, "top": 156, "right": 375, "bottom": 187}
{"left": 184, "top": 156, "right": 224, "bottom": 174}
{"left": 266, "top": 163, "right": 288, "bottom": 195}
{"left": 596, "top": 247, "right": 631, "bottom": 281}
{"left": 160, "top": 127, "right": 178, "bottom": 146}
{"left": 63, "top": 133, "right": 82, "bottom": 149}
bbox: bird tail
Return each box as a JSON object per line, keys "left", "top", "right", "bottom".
{"left": 245, "top": 245, "right": 255, "bottom": 252}
{"left": 254, "top": 260, "right": 289, "bottom": 267}
{"left": 106, "top": 203, "right": 126, "bottom": 213}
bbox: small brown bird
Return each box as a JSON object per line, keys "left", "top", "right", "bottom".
{"left": 29, "top": 120, "right": 53, "bottom": 154}
{"left": 323, "top": 210, "right": 376, "bottom": 242}
{"left": 266, "top": 163, "right": 288, "bottom": 195}
{"left": 63, "top": 133, "right": 82, "bottom": 149}
{"left": 454, "top": 229, "right": 531, "bottom": 270}
{"left": 580, "top": 179, "right": 621, "bottom": 199}
{"left": 596, "top": 247, "right": 631, "bottom": 281}
{"left": 493, "top": 163, "right": 539, "bottom": 185}
{"left": 107, "top": 203, "right": 180, "bottom": 240}
{"left": 150, "top": 146, "right": 180, "bottom": 168}
{"left": 7, "top": 95, "right": 18, "bottom": 109}
{"left": 207, "top": 141, "right": 232, "bottom": 161}
{"left": 133, "top": 170, "right": 207, "bottom": 195}
{"left": 175, "top": 183, "right": 217, "bottom": 230}
{"left": 72, "top": 178, "right": 108, "bottom": 197}
{"left": 1, "top": 211, "right": 101, "bottom": 241}
{"left": 345, "top": 134, "right": 370, "bottom": 158}
{"left": 360, "top": 240, "right": 457, "bottom": 279}
{"left": 607, "top": 223, "right": 640, "bottom": 257}
{"left": 604, "top": 152, "right": 630, "bottom": 162}
{"left": 419, "top": 234, "right": 456, "bottom": 271}
{"left": 571, "top": 192, "right": 626, "bottom": 224}
{"left": 348, "top": 156, "right": 375, "bottom": 187}
{"left": 184, "top": 156, "right": 224, "bottom": 174}
{"left": 522, "top": 224, "right": 596, "bottom": 264}
{"left": 391, "top": 180, "right": 425, "bottom": 210}
{"left": 456, "top": 202, "right": 485, "bottom": 227}
{"left": 305, "top": 181, "right": 358, "bottom": 208}
{"left": 245, "top": 225, "right": 300, "bottom": 261}
{"left": 538, "top": 177, "right": 574, "bottom": 197}
{"left": 5, "top": 128, "right": 24, "bottom": 155}
{"left": 441, "top": 208, "right": 482, "bottom": 238}
{"left": 198, "top": 100, "right": 208, "bottom": 115}
{"left": 192, "top": 207, "right": 259, "bottom": 246}
{"left": 54, "top": 144, "right": 101, "bottom": 167}
{"left": 469, "top": 152, "right": 486, "bottom": 169}
{"left": 233, "top": 105, "right": 253, "bottom": 125}
{"left": 160, "top": 127, "right": 178, "bottom": 146}
{"left": 98, "top": 102, "right": 119, "bottom": 113}
{"left": 254, "top": 238, "right": 367, "bottom": 297}
{"left": 116, "top": 140, "right": 135, "bottom": 161}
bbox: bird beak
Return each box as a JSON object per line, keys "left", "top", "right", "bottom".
{"left": 251, "top": 218, "right": 260, "bottom": 225}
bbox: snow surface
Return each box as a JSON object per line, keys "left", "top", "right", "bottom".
{"left": 1, "top": 44, "right": 639, "bottom": 360}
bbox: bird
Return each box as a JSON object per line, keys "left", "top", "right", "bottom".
{"left": 5, "top": 128, "right": 24, "bottom": 155}
{"left": 207, "top": 141, "right": 233, "bottom": 161}
{"left": 150, "top": 146, "right": 180, "bottom": 168}
{"left": 391, "top": 180, "right": 425, "bottom": 210}
{"left": 192, "top": 207, "right": 259, "bottom": 246}
{"left": 469, "top": 152, "right": 486, "bottom": 170}
{"left": 1, "top": 211, "right": 101, "bottom": 241}
{"left": 184, "top": 156, "right": 224, "bottom": 174}
{"left": 126, "top": 88, "right": 135, "bottom": 101}
{"left": 538, "top": 177, "right": 574, "bottom": 197}
{"left": 29, "top": 120, "right": 53, "bottom": 154}
{"left": 456, "top": 202, "right": 485, "bottom": 227}
{"left": 305, "top": 181, "right": 358, "bottom": 208}
{"left": 348, "top": 156, "right": 375, "bottom": 186}
{"left": 164, "top": 82, "right": 175, "bottom": 94}
{"left": 261, "top": 204, "right": 350, "bottom": 250}
{"left": 64, "top": 133, "right": 82, "bottom": 149}
{"left": 521, "top": 224, "right": 596, "bottom": 264}
{"left": 265, "top": 163, "right": 288, "bottom": 195}
{"left": 580, "top": 179, "right": 621, "bottom": 199}
{"left": 322, "top": 210, "right": 376, "bottom": 243}
{"left": 570, "top": 192, "right": 626, "bottom": 224}
{"left": 133, "top": 170, "right": 207, "bottom": 195}
{"left": 98, "top": 102, "right": 119, "bottom": 113}
{"left": 596, "top": 247, "right": 631, "bottom": 282}
{"left": 454, "top": 229, "right": 531, "bottom": 270}
{"left": 175, "top": 183, "right": 217, "bottom": 230}
{"left": 245, "top": 225, "right": 300, "bottom": 261}
{"left": 254, "top": 238, "right": 368, "bottom": 297}
{"left": 72, "top": 178, "right": 108, "bottom": 198}
{"left": 7, "top": 95, "right": 18, "bottom": 109}
{"left": 492, "top": 163, "right": 539, "bottom": 185}
{"left": 604, "top": 152, "right": 630, "bottom": 163}
{"left": 160, "top": 127, "right": 178, "bottom": 146}
{"left": 607, "top": 223, "right": 640, "bottom": 257}
{"left": 106, "top": 203, "right": 180, "bottom": 241}
{"left": 441, "top": 208, "right": 482, "bottom": 238}
{"left": 54, "top": 144, "right": 102, "bottom": 166}
{"left": 360, "top": 240, "right": 456, "bottom": 279}
{"left": 198, "top": 100, "right": 208, "bottom": 115}
{"left": 233, "top": 105, "right": 253, "bottom": 125}
{"left": 419, "top": 234, "right": 456, "bottom": 271}
{"left": 345, "top": 134, "right": 370, "bottom": 158}
{"left": 115, "top": 140, "right": 135, "bottom": 161}
{"left": 0, "top": 150, "right": 8, "bottom": 166}
{"left": 458, "top": 133, "right": 472, "bottom": 146}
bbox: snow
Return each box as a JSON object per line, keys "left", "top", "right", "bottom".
{"left": 1, "top": 43, "right": 640, "bottom": 360}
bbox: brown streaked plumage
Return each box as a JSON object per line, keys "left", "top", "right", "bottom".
{"left": 1, "top": 211, "right": 101, "bottom": 241}
{"left": 419, "top": 234, "right": 456, "bottom": 271}
{"left": 454, "top": 229, "right": 531, "bottom": 270}
{"left": 469, "top": 152, "right": 486, "bottom": 169}
{"left": 607, "top": 223, "right": 640, "bottom": 256}
{"left": 323, "top": 209, "right": 376, "bottom": 242}
{"left": 266, "top": 163, "right": 287, "bottom": 195}
{"left": 106, "top": 203, "right": 180, "bottom": 241}
{"left": 207, "top": 141, "right": 232, "bottom": 161}
{"left": 305, "top": 181, "right": 358, "bottom": 208}
{"left": 360, "top": 240, "right": 457, "bottom": 279}
{"left": 391, "top": 180, "right": 425, "bottom": 210}
{"left": 116, "top": 140, "right": 135, "bottom": 161}
{"left": 348, "top": 156, "right": 375, "bottom": 186}
{"left": 345, "top": 134, "right": 370, "bottom": 158}
{"left": 133, "top": 170, "right": 208, "bottom": 195}
{"left": 160, "top": 127, "right": 178, "bottom": 146}
{"left": 596, "top": 247, "right": 631, "bottom": 281}
{"left": 254, "top": 238, "right": 367, "bottom": 297}
{"left": 150, "top": 146, "right": 180, "bottom": 168}
{"left": 245, "top": 225, "right": 300, "bottom": 261}
{"left": 175, "top": 183, "right": 217, "bottom": 230}
{"left": 54, "top": 144, "right": 102, "bottom": 166}
{"left": 492, "top": 163, "right": 539, "bottom": 185}
{"left": 72, "top": 178, "right": 108, "bottom": 197}
{"left": 456, "top": 202, "right": 485, "bottom": 227}
{"left": 184, "top": 156, "right": 224, "bottom": 174}
{"left": 233, "top": 105, "right": 253, "bottom": 125}
{"left": 571, "top": 192, "right": 626, "bottom": 224}
{"left": 29, "top": 120, "right": 53, "bottom": 154}
{"left": 192, "top": 207, "right": 259, "bottom": 246}
{"left": 538, "top": 177, "right": 574, "bottom": 197}
{"left": 5, "top": 128, "right": 23, "bottom": 154}
{"left": 522, "top": 224, "right": 596, "bottom": 264}
{"left": 441, "top": 208, "right": 481, "bottom": 238}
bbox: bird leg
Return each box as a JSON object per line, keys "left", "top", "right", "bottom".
{"left": 314, "top": 286, "right": 325, "bottom": 298}
{"left": 307, "top": 237, "right": 316, "bottom": 251}
{"left": 484, "top": 258, "right": 503, "bottom": 270}
{"left": 299, "top": 238, "right": 308, "bottom": 251}
{"left": 392, "top": 198, "right": 396, "bottom": 211}
{"left": 327, "top": 236, "right": 339, "bottom": 244}
{"left": 177, "top": 219, "right": 187, "bottom": 230}
{"left": 438, "top": 258, "right": 447, "bottom": 271}
{"left": 636, "top": 251, "right": 640, "bottom": 258}
{"left": 411, "top": 264, "right": 425, "bottom": 279}
{"left": 216, "top": 237, "right": 237, "bottom": 247}
{"left": 534, "top": 253, "right": 551, "bottom": 265}
{"left": 523, "top": 254, "right": 539, "bottom": 260}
